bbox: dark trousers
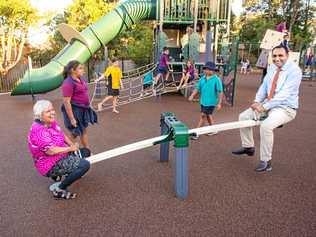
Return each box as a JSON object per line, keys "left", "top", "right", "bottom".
{"left": 59, "top": 159, "right": 90, "bottom": 190}
{"left": 47, "top": 148, "right": 91, "bottom": 190}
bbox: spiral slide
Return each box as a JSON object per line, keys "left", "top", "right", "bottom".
{"left": 11, "top": 0, "right": 157, "bottom": 96}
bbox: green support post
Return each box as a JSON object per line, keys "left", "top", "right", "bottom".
{"left": 157, "top": 112, "right": 190, "bottom": 199}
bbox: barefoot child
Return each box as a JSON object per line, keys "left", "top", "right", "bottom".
{"left": 177, "top": 59, "right": 195, "bottom": 90}
{"left": 98, "top": 58, "right": 124, "bottom": 113}
{"left": 188, "top": 61, "right": 223, "bottom": 140}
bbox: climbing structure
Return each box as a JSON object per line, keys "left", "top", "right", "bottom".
{"left": 155, "top": 0, "right": 237, "bottom": 105}
{"left": 155, "top": 0, "right": 232, "bottom": 63}
{"left": 90, "top": 63, "right": 196, "bottom": 111}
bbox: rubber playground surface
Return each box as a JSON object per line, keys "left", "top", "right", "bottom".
{"left": 1, "top": 73, "right": 315, "bottom": 237}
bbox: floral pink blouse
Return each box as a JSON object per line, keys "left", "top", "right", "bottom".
{"left": 28, "top": 120, "right": 68, "bottom": 176}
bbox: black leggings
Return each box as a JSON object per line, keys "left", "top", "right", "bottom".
{"left": 47, "top": 148, "right": 91, "bottom": 190}
{"left": 59, "top": 159, "right": 90, "bottom": 190}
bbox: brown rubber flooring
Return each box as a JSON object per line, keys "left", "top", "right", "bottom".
{"left": 0, "top": 73, "right": 315, "bottom": 237}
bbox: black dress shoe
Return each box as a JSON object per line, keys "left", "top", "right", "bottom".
{"left": 232, "top": 147, "right": 255, "bottom": 156}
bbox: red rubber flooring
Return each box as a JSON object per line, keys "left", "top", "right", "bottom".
{"left": 0, "top": 73, "right": 315, "bottom": 236}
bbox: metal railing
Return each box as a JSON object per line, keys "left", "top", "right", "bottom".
{"left": 163, "top": 0, "right": 229, "bottom": 22}
{"left": 0, "top": 62, "right": 29, "bottom": 93}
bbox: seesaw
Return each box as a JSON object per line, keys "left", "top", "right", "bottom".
{"left": 50, "top": 112, "right": 262, "bottom": 199}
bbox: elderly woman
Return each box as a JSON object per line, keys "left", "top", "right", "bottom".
{"left": 28, "top": 100, "right": 91, "bottom": 199}
{"left": 61, "top": 60, "right": 97, "bottom": 149}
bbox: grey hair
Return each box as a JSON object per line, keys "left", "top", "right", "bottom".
{"left": 33, "top": 100, "right": 52, "bottom": 120}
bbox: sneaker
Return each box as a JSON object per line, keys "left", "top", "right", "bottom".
{"left": 255, "top": 160, "right": 272, "bottom": 172}
{"left": 190, "top": 134, "right": 199, "bottom": 140}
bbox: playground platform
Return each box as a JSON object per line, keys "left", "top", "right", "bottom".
{"left": 0, "top": 73, "right": 315, "bottom": 236}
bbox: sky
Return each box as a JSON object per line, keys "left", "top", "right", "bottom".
{"left": 27, "top": 0, "right": 244, "bottom": 46}
{"left": 232, "top": 0, "right": 244, "bottom": 16}
{"left": 30, "top": 0, "right": 73, "bottom": 14}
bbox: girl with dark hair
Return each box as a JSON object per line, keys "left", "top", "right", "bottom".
{"left": 61, "top": 60, "right": 97, "bottom": 149}
{"left": 177, "top": 59, "right": 196, "bottom": 90}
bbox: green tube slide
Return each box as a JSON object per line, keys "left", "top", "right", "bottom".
{"left": 11, "top": 0, "right": 157, "bottom": 96}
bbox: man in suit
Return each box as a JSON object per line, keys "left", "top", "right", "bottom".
{"left": 232, "top": 45, "right": 302, "bottom": 172}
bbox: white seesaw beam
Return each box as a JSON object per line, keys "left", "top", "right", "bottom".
{"left": 87, "top": 134, "right": 168, "bottom": 164}
{"left": 86, "top": 119, "right": 261, "bottom": 165}
{"left": 189, "top": 120, "right": 261, "bottom": 136}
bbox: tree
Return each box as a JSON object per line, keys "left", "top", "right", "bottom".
{"left": 66, "top": 0, "right": 154, "bottom": 66}
{"left": 67, "top": 0, "right": 116, "bottom": 32}
{"left": 30, "top": 13, "right": 69, "bottom": 65}
{"left": 108, "top": 22, "right": 154, "bottom": 66}
{"left": 0, "top": 0, "right": 37, "bottom": 75}
{"left": 32, "top": 0, "right": 154, "bottom": 68}
{"left": 234, "top": 0, "right": 315, "bottom": 49}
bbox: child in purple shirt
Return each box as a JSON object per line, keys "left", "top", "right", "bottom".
{"left": 177, "top": 59, "right": 196, "bottom": 90}
{"left": 154, "top": 47, "right": 172, "bottom": 84}
{"left": 61, "top": 60, "right": 97, "bottom": 149}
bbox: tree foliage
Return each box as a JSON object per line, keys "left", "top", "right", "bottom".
{"left": 234, "top": 0, "right": 315, "bottom": 49}
{"left": 0, "top": 0, "right": 37, "bottom": 74}
{"left": 31, "top": 0, "right": 154, "bottom": 67}
{"left": 0, "top": 0, "right": 37, "bottom": 29}
{"left": 67, "top": 0, "right": 115, "bottom": 32}
{"left": 108, "top": 22, "right": 154, "bottom": 66}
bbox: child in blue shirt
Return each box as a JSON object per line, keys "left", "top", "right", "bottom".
{"left": 189, "top": 61, "right": 223, "bottom": 139}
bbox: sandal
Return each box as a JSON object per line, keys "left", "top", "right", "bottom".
{"left": 49, "top": 182, "right": 61, "bottom": 192}
{"left": 52, "top": 188, "right": 77, "bottom": 200}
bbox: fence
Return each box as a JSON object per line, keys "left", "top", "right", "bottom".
{"left": 0, "top": 62, "right": 29, "bottom": 93}
{"left": 0, "top": 56, "right": 152, "bottom": 93}
{"left": 231, "top": 42, "right": 315, "bottom": 79}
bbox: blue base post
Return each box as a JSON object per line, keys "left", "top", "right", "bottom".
{"left": 160, "top": 121, "right": 170, "bottom": 162}
{"left": 174, "top": 147, "right": 189, "bottom": 199}
{"left": 160, "top": 113, "right": 172, "bottom": 162}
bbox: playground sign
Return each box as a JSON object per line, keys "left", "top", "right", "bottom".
{"left": 260, "top": 29, "right": 284, "bottom": 50}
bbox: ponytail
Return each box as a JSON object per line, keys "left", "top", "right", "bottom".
{"left": 63, "top": 60, "right": 81, "bottom": 79}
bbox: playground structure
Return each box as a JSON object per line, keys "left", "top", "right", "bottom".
{"left": 90, "top": 65, "right": 182, "bottom": 111}
{"left": 80, "top": 112, "right": 262, "bottom": 199}
{"left": 155, "top": 0, "right": 231, "bottom": 63}
{"left": 10, "top": 0, "right": 238, "bottom": 105}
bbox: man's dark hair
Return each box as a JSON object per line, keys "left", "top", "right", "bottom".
{"left": 163, "top": 47, "right": 168, "bottom": 51}
{"left": 272, "top": 45, "right": 289, "bottom": 54}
